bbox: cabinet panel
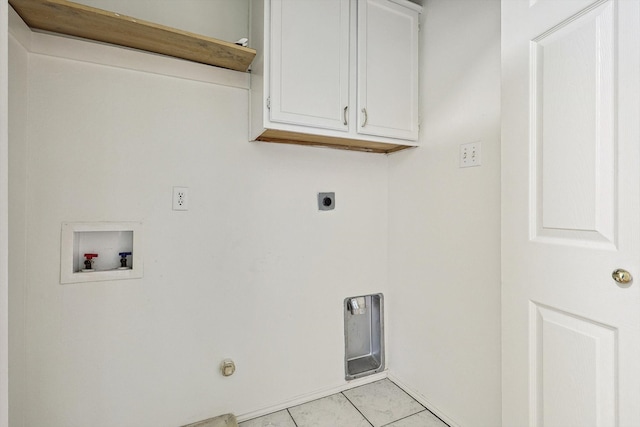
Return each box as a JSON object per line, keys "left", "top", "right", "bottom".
{"left": 269, "top": 0, "right": 350, "bottom": 131}
{"left": 357, "top": 0, "right": 419, "bottom": 140}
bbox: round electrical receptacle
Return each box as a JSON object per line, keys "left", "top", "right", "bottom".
{"left": 318, "top": 192, "right": 335, "bottom": 211}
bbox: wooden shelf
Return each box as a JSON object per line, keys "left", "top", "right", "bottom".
{"left": 9, "top": 0, "right": 257, "bottom": 72}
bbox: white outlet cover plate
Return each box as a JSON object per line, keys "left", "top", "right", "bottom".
{"left": 459, "top": 142, "right": 482, "bottom": 168}
{"left": 173, "top": 187, "right": 189, "bottom": 211}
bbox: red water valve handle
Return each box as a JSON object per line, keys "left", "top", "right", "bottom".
{"left": 84, "top": 253, "right": 98, "bottom": 260}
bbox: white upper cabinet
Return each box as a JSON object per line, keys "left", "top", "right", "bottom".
{"left": 357, "top": 0, "right": 420, "bottom": 140}
{"left": 250, "top": 0, "right": 422, "bottom": 153}
{"left": 270, "top": 0, "right": 350, "bottom": 131}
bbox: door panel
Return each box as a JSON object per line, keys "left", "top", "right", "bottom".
{"left": 502, "top": 0, "right": 640, "bottom": 426}
{"left": 531, "top": 1, "right": 615, "bottom": 246}
{"left": 532, "top": 303, "right": 617, "bottom": 427}
{"left": 357, "top": 0, "right": 419, "bottom": 140}
{"left": 269, "top": 0, "right": 350, "bottom": 131}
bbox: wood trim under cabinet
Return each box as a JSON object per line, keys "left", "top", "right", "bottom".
{"left": 9, "top": 0, "right": 256, "bottom": 72}
{"left": 256, "top": 129, "right": 413, "bottom": 154}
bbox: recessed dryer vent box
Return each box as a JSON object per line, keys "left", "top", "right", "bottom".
{"left": 60, "top": 222, "right": 143, "bottom": 284}
{"left": 344, "top": 293, "right": 385, "bottom": 380}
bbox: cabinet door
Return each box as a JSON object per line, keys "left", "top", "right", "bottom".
{"left": 269, "top": 0, "right": 350, "bottom": 131}
{"left": 357, "top": 0, "right": 419, "bottom": 140}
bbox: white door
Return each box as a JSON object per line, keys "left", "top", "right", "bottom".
{"left": 269, "top": 0, "right": 350, "bottom": 131}
{"left": 357, "top": 0, "right": 419, "bottom": 140}
{"left": 502, "top": 1, "right": 640, "bottom": 426}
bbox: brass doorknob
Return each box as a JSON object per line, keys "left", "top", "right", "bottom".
{"left": 612, "top": 269, "right": 633, "bottom": 285}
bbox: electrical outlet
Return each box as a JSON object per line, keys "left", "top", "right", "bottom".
{"left": 460, "top": 142, "right": 481, "bottom": 168}
{"left": 172, "top": 187, "right": 189, "bottom": 211}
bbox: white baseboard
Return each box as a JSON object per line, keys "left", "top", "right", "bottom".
{"left": 236, "top": 371, "right": 388, "bottom": 423}
{"left": 387, "top": 373, "right": 461, "bottom": 427}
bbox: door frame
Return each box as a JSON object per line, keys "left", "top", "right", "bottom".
{"left": 0, "top": 0, "right": 9, "bottom": 425}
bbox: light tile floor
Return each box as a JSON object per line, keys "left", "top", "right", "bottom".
{"left": 239, "top": 379, "right": 449, "bottom": 427}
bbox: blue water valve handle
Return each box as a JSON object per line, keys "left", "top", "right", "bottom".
{"left": 119, "top": 251, "right": 132, "bottom": 268}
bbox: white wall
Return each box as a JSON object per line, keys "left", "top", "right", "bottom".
{"left": 387, "top": 1, "right": 501, "bottom": 426}
{"left": 9, "top": 15, "right": 389, "bottom": 427}
{"left": 8, "top": 10, "right": 30, "bottom": 427}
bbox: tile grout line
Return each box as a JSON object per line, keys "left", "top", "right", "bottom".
{"left": 386, "top": 379, "right": 426, "bottom": 411}
{"left": 385, "top": 379, "right": 450, "bottom": 427}
{"left": 341, "top": 391, "right": 374, "bottom": 427}
{"left": 378, "top": 409, "right": 427, "bottom": 427}
{"left": 285, "top": 408, "right": 299, "bottom": 427}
